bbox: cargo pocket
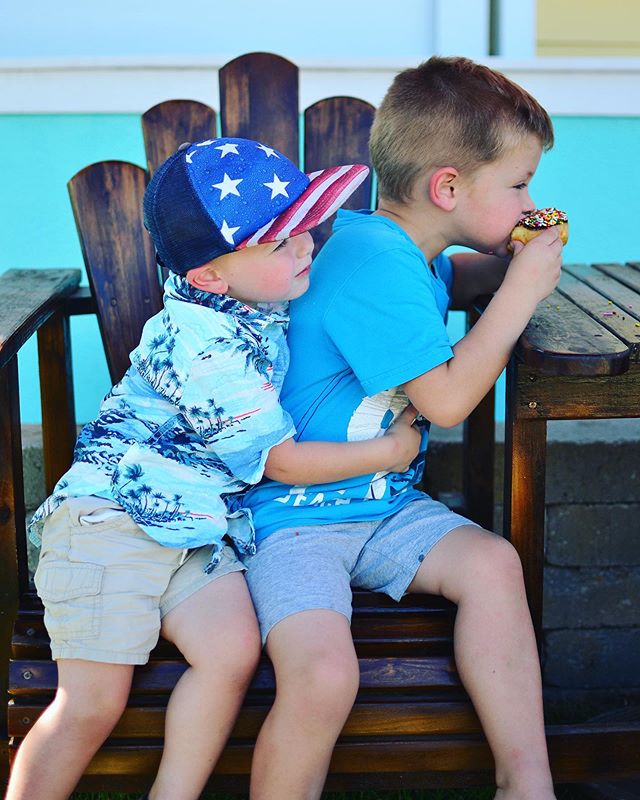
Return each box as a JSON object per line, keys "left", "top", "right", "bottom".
{"left": 34, "top": 561, "right": 104, "bottom": 640}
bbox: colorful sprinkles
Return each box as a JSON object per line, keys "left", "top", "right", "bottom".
{"left": 518, "top": 207, "right": 568, "bottom": 230}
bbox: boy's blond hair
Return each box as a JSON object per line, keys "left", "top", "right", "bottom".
{"left": 370, "top": 56, "right": 554, "bottom": 203}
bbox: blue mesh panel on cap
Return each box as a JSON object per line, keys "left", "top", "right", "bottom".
{"left": 143, "top": 151, "right": 231, "bottom": 274}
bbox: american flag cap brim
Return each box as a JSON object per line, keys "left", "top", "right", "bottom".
{"left": 237, "top": 163, "right": 369, "bottom": 249}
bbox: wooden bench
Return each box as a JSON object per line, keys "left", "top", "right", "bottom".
{"left": 2, "top": 52, "right": 639, "bottom": 796}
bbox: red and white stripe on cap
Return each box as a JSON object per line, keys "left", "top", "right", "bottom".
{"left": 237, "top": 164, "right": 369, "bottom": 249}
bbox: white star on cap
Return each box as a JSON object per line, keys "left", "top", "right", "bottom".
{"left": 257, "top": 143, "right": 279, "bottom": 158}
{"left": 196, "top": 140, "right": 216, "bottom": 147}
{"left": 220, "top": 219, "right": 240, "bottom": 245}
{"left": 263, "top": 173, "right": 290, "bottom": 199}
{"left": 212, "top": 173, "right": 243, "bottom": 199}
{"left": 215, "top": 142, "right": 240, "bottom": 158}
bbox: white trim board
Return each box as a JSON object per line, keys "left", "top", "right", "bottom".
{"left": 1, "top": 56, "right": 639, "bottom": 115}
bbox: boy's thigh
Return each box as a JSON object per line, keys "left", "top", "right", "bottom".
{"left": 35, "top": 498, "right": 192, "bottom": 665}
{"left": 160, "top": 542, "right": 245, "bottom": 620}
{"left": 352, "top": 494, "right": 477, "bottom": 600}
{"left": 243, "top": 523, "right": 374, "bottom": 644}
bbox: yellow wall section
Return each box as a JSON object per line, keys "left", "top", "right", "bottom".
{"left": 537, "top": 0, "right": 640, "bottom": 55}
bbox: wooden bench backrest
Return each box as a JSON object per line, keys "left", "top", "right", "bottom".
{"left": 67, "top": 52, "right": 374, "bottom": 383}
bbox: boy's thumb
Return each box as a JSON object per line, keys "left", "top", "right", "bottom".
{"left": 510, "top": 240, "right": 524, "bottom": 256}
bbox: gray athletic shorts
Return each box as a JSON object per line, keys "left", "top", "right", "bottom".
{"left": 243, "top": 494, "right": 476, "bottom": 642}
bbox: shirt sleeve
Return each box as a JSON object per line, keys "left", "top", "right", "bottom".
{"left": 177, "top": 331, "right": 296, "bottom": 486}
{"left": 323, "top": 246, "right": 454, "bottom": 396}
{"left": 434, "top": 252, "right": 454, "bottom": 297}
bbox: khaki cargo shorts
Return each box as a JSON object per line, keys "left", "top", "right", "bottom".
{"left": 34, "top": 496, "right": 244, "bottom": 665}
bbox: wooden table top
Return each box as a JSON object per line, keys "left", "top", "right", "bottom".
{"left": 517, "top": 262, "right": 640, "bottom": 377}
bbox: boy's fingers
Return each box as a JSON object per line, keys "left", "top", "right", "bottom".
{"left": 509, "top": 240, "right": 524, "bottom": 255}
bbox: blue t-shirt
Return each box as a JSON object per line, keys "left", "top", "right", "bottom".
{"left": 243, "top": 209, "right": 454, "bottom": 540}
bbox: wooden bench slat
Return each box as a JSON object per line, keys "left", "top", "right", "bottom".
{"left": 304, "top": 96, "right": 375, "bottom": 250}
{"left": 219, "top": 52, "right": 299, "bottom": 164}
{"left": 595, "top": 261, "right": 640, "bottom": 296}
{"left": 565, "top": 263, "right": 640, "bottom": 326}
{"left": 517, "top": 288, "right": 629, "bottom": 376}
{"left": 9, "top": 723, "right": 636, "bottom": 785}
{"left": 0, "top": 269, "right": 81, "bottom": 368}
{"left": 8, "top": 700, "right": 482, "bottom": 740}
{"left": 9, "top": 656, "right": 461, "bottom": 696}
{"left": 67, "top": 161, "right": 163, "bottom": 383}
{"left": 558, "top": 271, "right": 640, "bottom": 354}
{"left": 142, "top": 99, "right": 217, "bottom": 176}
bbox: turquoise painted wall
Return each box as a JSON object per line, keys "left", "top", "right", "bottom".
{"left": 2, "top": 114, "right": 639, "bottom": 423}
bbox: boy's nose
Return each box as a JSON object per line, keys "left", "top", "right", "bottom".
{"left": 523, "top": 190, "right": 535, "bottom": 213}
{"left": 295, "top": 231, "right": 315, "bottom": 256}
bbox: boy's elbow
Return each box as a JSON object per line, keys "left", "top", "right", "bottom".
{"left": 263, "top": 439, "right": 298, "bottom": 483}
{"left": 428, "top": 410, "right": 465, "bottom": 429}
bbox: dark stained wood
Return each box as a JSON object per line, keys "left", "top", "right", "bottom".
{"left": 142, "top": 99, "right": 217, "bottom": 175}
{"left": 9, "top": 655, "right": 462, "bottom": 697}
{"left": 10, "top": 700, "right": 482, "bottom": 740}
{"left": 0, "top": 269, "right": 81, "bottom": 367}
{"left": 593, "top": 262, "right": 640, "bottom": 302}
{"left": 510, "top": 365, "right": 640, "bottom": 421}
{"left": 516, "top": 289, "right": 629, "bottom": 376}
{"left": 37, "top": 313, "right": 76, "bottom": 493}
{"left": 557, "top": 271, "right": 640, "bottom": 359}
{"left": 504, "top": 358, "right": 547, "bottom": 636}
{"left": 0, "top": 359, "right": 21, "bottom": 786}
{"left": 219, "top": 52, "right": 299, "bottom": 164}
{"left": 565, "top": 263, "right": 640, "bottom": 319}
{"left": 304, "top": 96, "right": 375, "bottom": 250}
{"left": 45, "top": 724, "right": 640, "bottom": 789}
{"left": 68, "top": 161, "right": 164, "bottom": 383}
{"left": 463, "top": 307, "right": 496, "bottom": 530}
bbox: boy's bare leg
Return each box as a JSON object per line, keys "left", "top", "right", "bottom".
{"left": 149, "top": 572, "right": 261, "bottom": 800}
{"left": 4, "top": 660, "right": 134, "bottom": 800}
{"left": 407, "top": 525, "right": 556, "bottom": 800}
{"left": 250, "top": 610, "right": 359, "bottom": 800}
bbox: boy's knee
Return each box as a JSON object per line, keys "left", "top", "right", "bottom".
{"left": 471, "top": 532, "right": 524, "bottom": 586}
{"left": 225, "top": 620, "right": 262, "bottom": 678}
{"left": 186, "top": 614, "right": 261, "bottom": 679}
{"left": 57, "top": 684, "right": 128, "bottom": 731}
{"left": 282, "top": 648, "right": 360, "bottom": 712}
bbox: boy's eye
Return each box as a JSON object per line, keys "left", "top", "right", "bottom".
{"left": 514, "top": 183, "right": 528, "bottom": 190}
{"left": 274, "top": 239, "right": 289, "bottom": 251}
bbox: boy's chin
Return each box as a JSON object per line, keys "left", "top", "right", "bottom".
{"left": 486, "top": 242, "right": 510, "bottom": 258}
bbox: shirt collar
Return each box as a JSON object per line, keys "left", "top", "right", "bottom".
{"left": 164, "top": 272, "right": 288, "bottom": 328}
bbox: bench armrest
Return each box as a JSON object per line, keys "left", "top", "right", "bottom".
{"left": 0, "top": 269, "right": 81, "bottom": 368}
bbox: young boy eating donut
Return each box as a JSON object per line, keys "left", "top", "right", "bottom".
{"left": 242, "top": 57, "right": 565, "bottom": 800}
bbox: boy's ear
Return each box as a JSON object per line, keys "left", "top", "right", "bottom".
{"left": 428, "top": 167, "right": 459, "bottom": 211}
{"left": 185, "top": 263, "right": 228, "bottom": 295}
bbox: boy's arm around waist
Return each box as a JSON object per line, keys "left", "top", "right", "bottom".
{"left": 263, "top": 405, "right": 421, "bottom": 484}
{"left": 403, "top": 232, "right": 563, "bottom": 428}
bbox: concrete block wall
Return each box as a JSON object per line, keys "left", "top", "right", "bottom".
{"left": 21, "top": 419, "right": 640, "bottom": 700}
{"left": 424, "top": 418, "right": 640, "bottom": 701}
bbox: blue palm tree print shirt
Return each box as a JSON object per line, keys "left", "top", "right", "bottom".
{"left": 29, "top": 273, "right": 296, "bottom": 556}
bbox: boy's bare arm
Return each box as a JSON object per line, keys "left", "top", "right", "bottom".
{"left": 263, "top": 405, "right": 421, "bottom": 484}
{"left": 449, "top": 252, "right": 509, "bottom": 309}
{"left": 403, "top": 230, "right": 563, "bottom": 429}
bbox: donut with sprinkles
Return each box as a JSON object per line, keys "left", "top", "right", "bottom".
{"left": 509, "top": 207, "right": 569, "bottom": 250}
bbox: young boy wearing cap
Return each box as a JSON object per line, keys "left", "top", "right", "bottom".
{"left": 242, "top": 58, "right": 564, "bottom": 799}
{"left": 5, "top": 139, "right": 421, "bottom": 800}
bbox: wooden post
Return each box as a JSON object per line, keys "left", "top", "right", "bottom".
{"left": 0, "top": 358, "right": 23, "bottom": 786}
{"left": 504, "top": 356, "right": 547, "bottom": 641}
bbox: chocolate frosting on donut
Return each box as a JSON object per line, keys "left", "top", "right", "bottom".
{"left": 518, "top": 207, "right": 568, "bottom": 230}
